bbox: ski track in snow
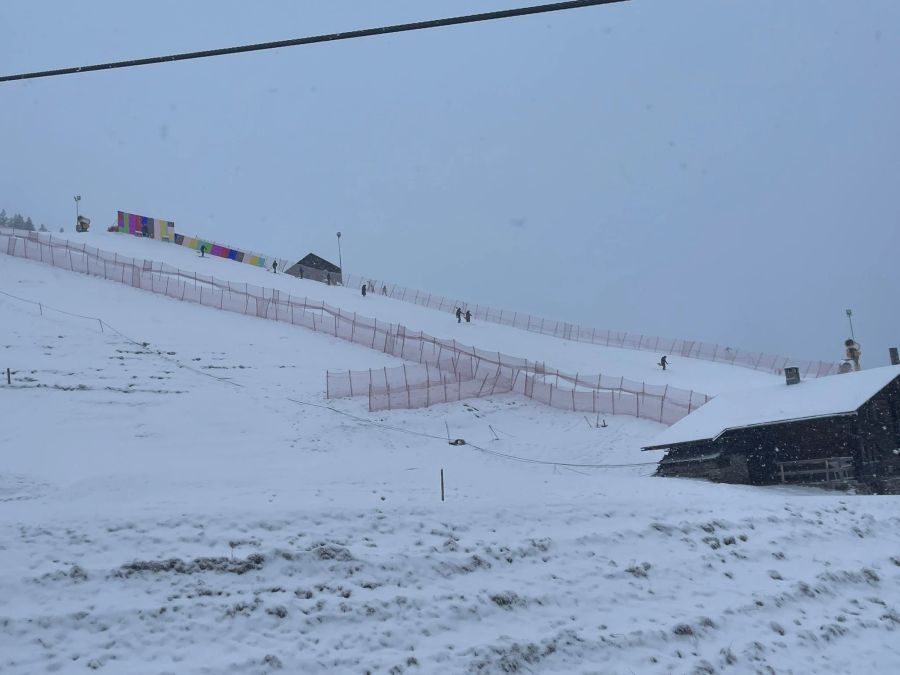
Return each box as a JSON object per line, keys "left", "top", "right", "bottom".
{"left": 3, "top": 502, "right": 899, "bottom": 674}
{"left": 1, "top": 243, "right": 898, "bottom": 674}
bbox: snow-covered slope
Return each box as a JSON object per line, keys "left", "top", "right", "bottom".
{"left": 2, "top": 250, "right": 899, "bottom": 674}
{"left": 50, "top": 229, "right": 781, "bottom": 395}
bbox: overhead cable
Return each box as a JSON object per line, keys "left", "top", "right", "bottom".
{"left": 0, "top": 0, "right": 628, "bottom": 83}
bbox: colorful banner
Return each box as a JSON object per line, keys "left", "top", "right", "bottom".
{"left": 117, "top": 211, "right": 174, "bottom": 241}
{"left": 114, "top": 210, "right": 278, "bottom": 270}
{"left": 173, "top": 234, "right": 264, "bottom": 267}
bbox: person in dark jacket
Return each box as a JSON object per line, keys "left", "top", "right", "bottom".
{"left": 361, "top": 283, "right": 367, "bottom": 297}
{"left": 272, "top": 260, "right": 278, "bottom": 274}
{"left": 659, "top": 355, "right": 669, "bottom": 370}
{"left": 465, "top": 310, "right": 472, "bottom": 323}
{"left": 455, "top": 307, "right": 462, "bottom": 323}
{"left": 199, "top": 244, "right": 206, "bottom": 257}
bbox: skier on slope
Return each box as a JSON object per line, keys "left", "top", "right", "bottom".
{"left": 465, "top": 309, "right": 472, "bottom": 323}
{"left": 272, "top": 260, "right": 278, "bottom": 274}
{"left": 455, "top": 307, "right": 462, "bottom": 323}
{"left": 361, "top": 283, "right": 367, "bottom": 297}
{"left": 659, "top": 355, "right": 669, "bottom": 371}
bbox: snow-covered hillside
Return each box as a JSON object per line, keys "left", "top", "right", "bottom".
{"left": 2, "top": 245, "right": 899, "bottom": 674}
{"left": 41, "top": 229, "right": 782, "bottom": 395}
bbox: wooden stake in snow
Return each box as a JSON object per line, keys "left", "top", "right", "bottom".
{"left": 440, "top": 469, "right": 445, "bottom": 502}
{"left": 6, "top": 367, "right": 10, "bottom": 385}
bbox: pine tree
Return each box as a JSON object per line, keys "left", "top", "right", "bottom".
{"left": 9, "top": 213, "right": 25, "bottom": 230}
{"left": 39, "top": 223, "right": 48, "bottom": 232}
{"left": 0, "top": 209, "right": 7, "bottom": 228}
{"left": 24, "top": 217, "right": 35, "bottom": 231}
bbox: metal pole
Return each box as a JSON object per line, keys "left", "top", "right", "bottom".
{"left": 845, "top": 309, "right": 855, "bottom": 341}
{"left": 336, "top": 231, "right": 343, "bottom": 272}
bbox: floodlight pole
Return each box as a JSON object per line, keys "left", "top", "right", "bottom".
{"left": 74, "top": 195, "right": 81, "bottom": 221}
{"left": 336, "top": 231, "right": 343, "bottom": 271}
{"left": 846, "top": 309, "right": 855, "bottom": 341}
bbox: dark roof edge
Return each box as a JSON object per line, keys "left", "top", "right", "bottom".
{"left": 641, "top": 410, "right": 859, "bottom": 452}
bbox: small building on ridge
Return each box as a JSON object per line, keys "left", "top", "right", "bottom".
{"left": 285, "top": 253, "right": 342, "bottom": 285}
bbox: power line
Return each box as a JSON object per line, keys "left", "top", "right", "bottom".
{"left": 0, "top": 0, "right": 629, "bottom": 83}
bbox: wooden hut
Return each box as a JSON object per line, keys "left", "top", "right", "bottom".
{"left": 643, "top": 366, "right": 900, "bottom": 493}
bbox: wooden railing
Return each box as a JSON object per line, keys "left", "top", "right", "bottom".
{"left": 777, "top": 457, "right": 854, "bottom": 486}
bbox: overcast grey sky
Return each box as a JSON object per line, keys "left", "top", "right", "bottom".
{"left": 2, "top": 1, "right": 898, "bottom": 366}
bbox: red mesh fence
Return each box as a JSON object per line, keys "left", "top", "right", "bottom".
{"left": 5, "top": 227, "right": 836, "bottom": 379}
{"left": 327, "top": 357, "right": 708, "bottom": 423}
{"left": 0, "top": 229, "right": 748, "bottom": 426}
{"left": 341, "top": 272, "right": 838, "bottom": 379}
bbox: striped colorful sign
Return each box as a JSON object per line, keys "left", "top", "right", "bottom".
{"left": 114, "top": 210, "right": 274, "bottom": 270}
{"left": 117, "top": 211, "right": 174, "bottom": 241}
{"left": 173, "top": 234, "right": 266, "bottom": 267}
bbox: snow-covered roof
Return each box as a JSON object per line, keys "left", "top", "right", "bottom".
{"left": 645, "top": 365, "right": 900, "bottom": 449}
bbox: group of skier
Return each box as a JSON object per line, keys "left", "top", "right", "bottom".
{"left": 455, "top": 307, "right": 472, "bottom": 323}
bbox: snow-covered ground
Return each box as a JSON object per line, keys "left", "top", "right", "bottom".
{"left": 2, "top": 250, "right": 899, "bottom": 674}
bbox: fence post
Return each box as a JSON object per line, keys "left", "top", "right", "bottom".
{"left": 403, "top": 364, "right": 411, "bottom": 408}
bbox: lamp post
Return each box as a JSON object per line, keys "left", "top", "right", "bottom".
{"left": 74, "top": 195, "right": 81, "bottom": 222}
{"left": 336, "top": 231, "right": 343, "bottom": 271}
{"left": 845, "top": 309, "right": 855, "bottom": 341}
